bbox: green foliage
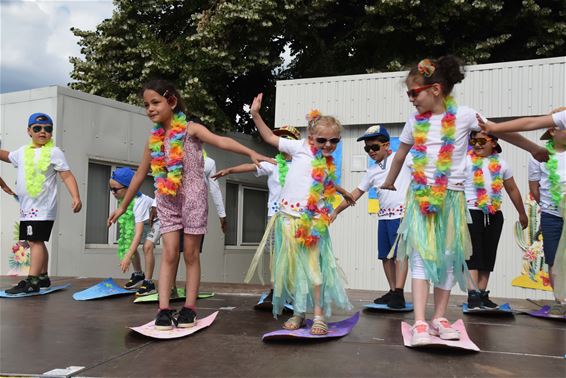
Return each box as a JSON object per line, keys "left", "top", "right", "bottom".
{"left": 70, "top": 0, "right": 566, "bottom": 132}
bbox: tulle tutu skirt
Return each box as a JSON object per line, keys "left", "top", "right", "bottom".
{"left": 244, "top": 215, "right": 277, "bottom": 285}
{"left": 393, "top": 188, "right": 473, "bottom": 291}
{"left": 271, "top": 213, "right": 352, "bottom": 317}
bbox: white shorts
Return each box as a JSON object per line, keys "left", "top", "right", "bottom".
{"left": 410, "top": 251, "right": 455, "bottom": 290}
{"left": 144, "top": 220, "right": 161, "bottom": 244}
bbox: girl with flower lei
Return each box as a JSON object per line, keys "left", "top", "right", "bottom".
{"left": 250, "top": 93, "right": 353, "bottom": 335}
{"left": 464, "top": 130, "right": 527, "bottom": 310}
{"left": 381, "top": 56, "right": 543, "bottom": 344}
{"left": 107, "top": 80, "right": 272, "bottom": 331}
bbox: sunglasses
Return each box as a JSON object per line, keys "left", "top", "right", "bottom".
{"left": 469, "top": 137, "right": 492, "bottom": 147}
{"left": 406, "top": 84, "right": 435, "bottom": 98}
{"left": 109, "top": 186, "right": 127, "bottom": 193}
{"left": 314, "top": 137, "right": 341, "bottom": 145}
{"left": 31, "top": 125, "right": 53, "bottom": 133}
{"left": 363, "top": 144, "right": 384, "bottom": 153}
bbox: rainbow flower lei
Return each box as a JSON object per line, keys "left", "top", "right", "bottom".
{"left": 469, "top": 150, "right": 503, "bottom": 214}
{"left": 545, "top": 140, "right": 564, "bottom": 208}
{"left": 149, "top": 112, "right": 188, "bottom": 196}
{"left": 275, "top": 153, "right": 289, "bottom": 187}
{"left": 410, "top": 96, "right": 457, "bottom": 215}
{"left": 295, "top": 147, "right": 337, "bottom": 248}
{"left": 24, "top": 140, "right": 54, "bottom": 198}
{"left": 117, "top": 199, "right": 135, "bottom": 259}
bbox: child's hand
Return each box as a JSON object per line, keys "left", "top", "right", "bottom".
{"left": 108, "top": 207, "right": 125, "bottom": 227}
{"left": 342, "top": 191, "right": 356, "bottom": 207}
{"left": 476, "top": 113, "right": 495, "bottom": 132}
{"left": 531, "top": 146, "right": 549, "bottom": 163}
{"left": 380, "top": 182, "right": 396, "bottom": 191}
{"left": 211, "top": 168, "right": 230, "bottom": 180}
{"left": 250, "top": 93, "right": 263, "bottom": 117}
{"left": 149, "top": 207, "right": 158, "bottom": 227}
{"left": 120, "top": 255, "right": 131, "bottom": 273}
{"left": 220, "top": 217, "right": 227, "bottom": 233}
{"left": 330, "top": 212, "right": 338, "bottom": 224}
{"left": 1, "top": 183, "right": 15, "bottom": 196}
{"left": 71, "top": 198, "right": 82, "bottom": 213}
{"left": 519, "top": 214, "right": 528, "bottom": 229}
{"left": 250, "top": 152, "right": 276, "bottom": 167}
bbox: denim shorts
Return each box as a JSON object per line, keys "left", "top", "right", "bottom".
{"left": 540, "top": 211, "right": 564, "bottom": 266}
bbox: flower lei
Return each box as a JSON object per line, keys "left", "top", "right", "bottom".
{"left": 117, "top": 199, "right": 135, "bottom": 259}
{"left": 546, "top": 140, "right": 564, "bottom": 208}
{"left": 469, "top": 150, "right": 503, "bottom": 214}
{"left": 275, "top": 153, "right": 289, "bottom": 187}
{"left": 24, "top": 140, "right": 54, "bottom": 198}
{"left": 410, "top": 96, "right": 457, "bottom": 215}
{"left": 149, "top": 112, "right": 187, "bottom": 195}
{"left": 295, "top": 147, "right": 337, "bottom": 247}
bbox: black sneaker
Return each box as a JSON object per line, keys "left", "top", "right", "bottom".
{"left": 155, "top": 309, "right": 177, "bottom": 330}
{"left": 467, "top": 290, "right": 482, "bottom": 309}
{"left": 480, "top": 291, "right": 498, "bottom": 309}
{"left": 373, "top": 290, "right": 393, "bottom": 304}
{"left": 388, "top": 291, "right": 406, "bottom": 309}
{"left": 177, "top": 307, "right": 197, "bottom": 328}
{"left": 264, "top": 289, "right": 274, "bottom": 304}
{"left": 124, "top": 272, "right": 145, "bottom": 289}
{"left": 38, "top": 275, "right": 51, "bottom": 288}
{"left": 5, "top": 279, "right": 40, "bottom": 295}
{"left": 136, "top": 280, "right": 157, "bottom": 296}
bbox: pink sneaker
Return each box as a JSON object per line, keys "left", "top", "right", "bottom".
{"left": 429, "top": 317, "right": 460, "bottom": 340}
{"left": 411, "top": 320, "right": 431, "bottom": 345}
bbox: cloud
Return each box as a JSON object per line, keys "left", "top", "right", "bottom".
{"left": 0, "top": 0, "right": 114, "bottom": 93}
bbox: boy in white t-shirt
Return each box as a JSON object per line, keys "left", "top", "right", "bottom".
{"left": 0, "top": 113, "right": 82, "bottom": 294}
{"left": 109, "top": 167, "right": 154, "bottom": 291}
{"left": 333, "top": 125, "right": 411, "bottom": 308}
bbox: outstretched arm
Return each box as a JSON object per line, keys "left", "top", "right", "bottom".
{"left": 120, "top": 222, "right": 144, "bottom": 273}
{"left": 478, "top": 114, "right": 556, "bottom": 134}
{"left": 335, "top": 185, "right": 356, "bottom": 206}
{"left": 495, "top": 132, "right": 549, "bottom": 162}
{"left": 0, "top": 150, "right": 10, "bottom": 163}
{"left": 504, "top": 177, "right": 528, "bottom": 229}
{"left": 333, "top": 188, "right": 365, "bottom": 220}
{"left": 59, "top": 170, "right": 82, "bottom": 213}
{"left": 211, "top": 163, "right": 258, "bottom": 180}
{"left": 381, "top": 142, "right": 412, "bottom": 190}
{"left": 250, "top": 93, "right": 279, "bottom": 147}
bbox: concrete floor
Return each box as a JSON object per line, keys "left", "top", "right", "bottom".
{"left": 0, "top": 276, "right": 564, "bottom": 377}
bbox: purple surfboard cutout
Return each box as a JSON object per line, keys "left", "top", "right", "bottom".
{"left": 526, "top": 306, "right": 566, "bottom": 321}
{"left": 401, "top": 319, "right": 480, "bottom": 352}
{"left": 262, "top": 312, "right": 360, "bottom": 341}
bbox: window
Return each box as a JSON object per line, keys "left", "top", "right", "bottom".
{"left": 225, "top": 182, "right": 268, "bottom": 246}
{"left": 85, "top": 161, "right": 154, "bottom": 248}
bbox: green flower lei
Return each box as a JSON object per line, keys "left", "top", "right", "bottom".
{"left": 24, "top": 140, "right": 54, "bottom": 197}
{"left": 117, "top": 199, "right": 136, "bottom": 259}
{"left": 275, "top": 153, "right": 289, "bottom": 187}
{"left": 546, "top": 140, "right": 564, "bottom": 208}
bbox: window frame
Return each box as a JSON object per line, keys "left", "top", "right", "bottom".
{"left": 225, "top": 181, "right": 268, "bottom": 248}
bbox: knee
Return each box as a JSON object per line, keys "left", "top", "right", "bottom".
{"left": 183, "top": 249, "right": 200, "bottom": 265}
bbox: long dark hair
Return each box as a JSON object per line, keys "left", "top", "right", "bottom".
{"left": 140, "top": 79, "right": 187, "bottom": 114}
{"left": 407, "top": 55, "right": 465, "bottom": 96}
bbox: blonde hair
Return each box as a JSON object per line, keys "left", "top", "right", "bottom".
{"left": 307, "top": 115, "right": 343, "bottom": 135}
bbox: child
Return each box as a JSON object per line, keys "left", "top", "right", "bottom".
{"left": 0, "top": 113, "right": 82, "bottom": 294}
{"left": 464, "top": 131, "right": 528, "bottom": 309}
{"left": 332, "top": 125, "right": 411, "bottom": 309}
{"left": 213, "top": 125, "right": 301, "bottom": 304}
{"left": 480, "top": 108, "right": 565, "bottom": 315}
{"left": 108, "top": 79, "right": 272, "bottom": 330}
{"left": 0, "top": 176, "right": 15, "bottom": 196}
{"left": 381, "top": 56, "right": 546, "bottom": 345}
{"left": 109, "top": 167, "right": 155, "bottom": 292}
{"left": 251, "top": 93, "right": 352, "bottom": 335}
{"left": 138, "top": 196, "right": 161, "bottom": 296}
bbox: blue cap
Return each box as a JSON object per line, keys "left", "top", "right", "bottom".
{"left": 28, "top": 113, "right": 53, "bottom": 127}
{"left": 357, "top": 125, "right": 390, "bottom": 142}
{"left": 111, "top": 167, "right": 141, "bottom": 196}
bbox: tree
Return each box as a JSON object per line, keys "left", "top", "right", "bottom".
{"left": 70, "top": 0, "right": 566, "bottom": 132}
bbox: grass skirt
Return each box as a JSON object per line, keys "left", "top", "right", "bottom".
{"left": 244, "top": 215, "right": 277, "bottom": 285}
{"left": 551, "top": 198, "right": 566, "bottom": 301}
{"left": 271, "top": 213, "right": 352, "bottom": 317}
{"left": 392, "top": 188, "right": 472, "bottom": 291}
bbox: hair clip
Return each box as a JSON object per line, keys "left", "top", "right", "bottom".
{"left": 162, "top": 90, "right": 171, "bottom": 98}
{"left": 306, "top": 109, "right": 322, "bottom": 126}
{"left": 417, "top": 59, "right": 435, "bottom": 78}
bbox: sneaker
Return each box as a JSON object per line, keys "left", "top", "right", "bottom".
{"left": 411, "top": 321, "right": 431, "bottom": 346}
{"left": 5, "top": 279, "right": 40, "bottom": 295}
{"left": 388, "top": 290, "right": 406, "bottom": 309}
{"left": 155, "top": 309, "right": 177, "bottom": 330}
{"left": 177, "top": 307, "right": 197, "bottom": 328}
{"left": 373, "top": 290, "right": 393, "bottom": 304}
{"left": 480, "top": 290, "right": 498, "bottom": 309}
{"left": 430, "top": 317, "right": 460, "bottom": 340}
{"left": 264, "top": 289, "right": 274, "bottom": 304}
{"left": 124, "top": 272, "right": 145, "bottom": 289}
{"left": 467, "top": 290, "right": 482, "bottom": 309}
{"left": 548, "top": 303, "right": 566, "bottom": 317}
{"left": 136, "top": 280, "right": 157, "bottom": 296}
{"left": 38, "top": 275, "right": 51, "bottom": 288}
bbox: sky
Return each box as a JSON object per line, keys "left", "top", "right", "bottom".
{"left": 1, "top": 0, "right": 115, "bottom": 93}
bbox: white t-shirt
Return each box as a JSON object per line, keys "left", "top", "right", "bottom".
{"left": 400, "top": 105, "right": 482, "bottom": 191}
{"left": 464, "top": 154, "right": 513, "bottom": 211}
{"left": 528, "top": 152, "right": 566, "bottom": 217}
{"left": 278, "top": 138, "right": 323, "bottom": 217}
{"left": 9, "top": 145, "right": 70, "bottom": 221}
{"left": 255, "top": 160, "right": 290, "bottom": 217}
{"left": 357, "top": 152, "right": 411, "bottom": 219}
{"left": 204, "top": 157, "right": 226, "bottom": 218}
{"left": 552, "top": 110, "right": 566, "bottom": 130}
{"left": 133, "top": 193, "right": 154, "bottom": 224}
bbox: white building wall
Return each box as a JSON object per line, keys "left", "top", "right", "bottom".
{"left": 275, "top": 57, "right": 566, "bottom": 300}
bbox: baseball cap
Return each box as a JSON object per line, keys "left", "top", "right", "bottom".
{"left": 357, "top": 125, "right": 390, "bottom": 142}
{"left": 28, "top": 113, "right": 53, "bottom": 127}
{"left": 274, "top": 125, "right": 301, "bottom": 140}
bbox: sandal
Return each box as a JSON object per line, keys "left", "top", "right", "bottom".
{"left": 310, "top": 317, "right": 329, "bottom": 336}
{"left": 282, "top": 315, "right": 304, "bottom": 330}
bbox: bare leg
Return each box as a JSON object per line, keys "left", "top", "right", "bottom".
{"left": 158, "top": 230, "right": 182, "bottom": 309}
{"left": 412, "top": 278, "right": 429, "bottom": 322}
{"left": 468, "top": 269, "right": 479, "bottom": 289}
{"left": 432, "top": 287, "right": 451, "bottom": 319}
{"left": 142, "top": 240, "right": 155, "bottom": 279}
{"left": 477, "top": 271, "right": 490, "bottom": 291}
{"left": 183, "top": 234, "right": 203, "bottom": 309}
{"left": 395, "top": 258, "right": 409, "bottom": 290}
{"left": 131, "top": 249, "right": 142, "bottom": 272}
{"left": 382, "top": 259, "right": 396, "bottom": 290}
{"left": 28, "top": 241, "right": 48, "bottom": 276}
